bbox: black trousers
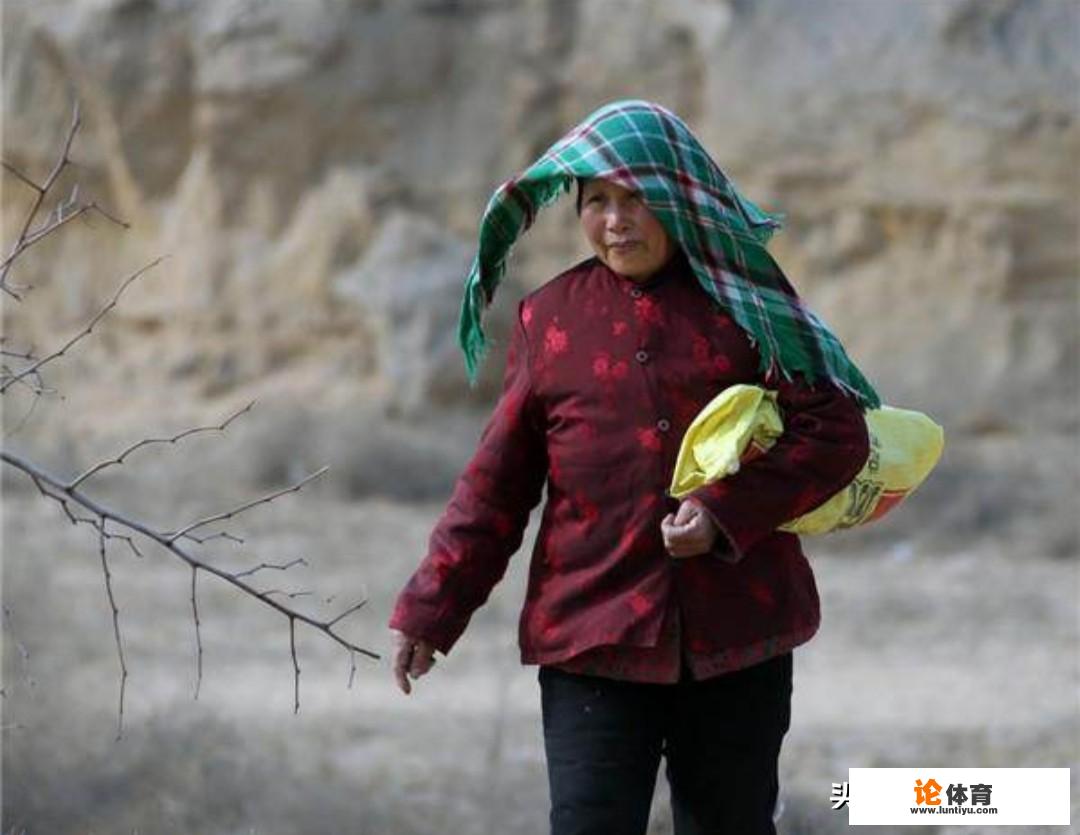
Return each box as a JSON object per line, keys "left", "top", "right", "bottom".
{"left": 539, "top": 652, "right": 792, "bottom": 835}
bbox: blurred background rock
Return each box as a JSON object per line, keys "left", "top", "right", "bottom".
{"left": 2, "top": 1, "right": 1077, "bottom": 833}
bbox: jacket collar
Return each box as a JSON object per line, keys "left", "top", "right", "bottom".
{"left": 606, "top": 247, "right": 690, "bottom": 292}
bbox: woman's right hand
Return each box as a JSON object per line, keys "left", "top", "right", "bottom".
{"left": 390, "top": 629, "right": 437, "bottom": 695}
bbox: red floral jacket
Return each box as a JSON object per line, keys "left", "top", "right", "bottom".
{"left": 389, "top": 253, "right": 870, "bottom": 680}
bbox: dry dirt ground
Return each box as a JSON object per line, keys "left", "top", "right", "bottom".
{"left": 2, "top": 483, "right": 1077, "bottom": 834}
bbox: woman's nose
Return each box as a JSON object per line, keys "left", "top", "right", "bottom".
{"left": 605, "top": 204, "right": 632, "bottom": 231}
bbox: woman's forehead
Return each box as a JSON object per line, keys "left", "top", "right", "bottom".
{"left": 581, "top": 177, "right": 639, "bottom": 196}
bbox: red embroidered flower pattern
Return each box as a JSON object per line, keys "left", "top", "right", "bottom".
{"left": 544, "top": 323, "right": 569, "bottom": 355}
{"left": 636, "top": 427, "right": 662, "bottom": 452}
{"left": 628, "top": 592, "right": 651, "bottom": 616}
{"left": 592, "top": 351, "right": 630, "bottom": 385}
{"left": 633, "top": 296, "right": 664, "bottom": 326}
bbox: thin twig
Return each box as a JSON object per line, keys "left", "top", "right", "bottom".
{"left": 327, "top": 599, "right": 367, "bottom": 628}
{"left": 1, "top": 159, "right": 39, "bottom": 191}
{"left": 167, "top": 467, "right": 328, "bottom": 542}
{"left": 0, "top": 197, "right": 129, "bottom": 274}
{"left": 260, "top": 589, "right": 313, "bottom": 600}
{"left": 82, "top": 199, "right": 128, "bottom": 229}
{"left": 2, "top": 606, "right": 35, "bottom": 692}
{"left": 69, "top": 401, "right": 256, "bottom": 488}
{"left": 9, "top": 203, "right": 102, "bottom": 259}
{"left": 191, "top": 567, "right": 202, "bottom": 701}
{"left": 0, "top": 363, "right": 55, "bottom": 398}
{"left": 0, "top": 102, "right": 82, "bottom": 297}
{"left": 40, "top": 491, "right": 145, "bottom": 558}
{"left": 0, "top": 257, "right": 164, "bottom": 394}
{"left": 111, "top": 532, "right": 144, "bottom": 559}
{"left": 182, "top": 531, "right": 245, "bottom": 546}
{"left": 97, "top": 522, "right": 127, "bottom": 740}
{"left": 289, "top": 619, "right": 300, "bottom": 715}
{"left": 0, "top": 346, "right": 37, "bottom": 362}
{"left": 2, "top": 388, "right": 42, "bottom": 438}
{"left": 235, "top": 557, "right": 308, "bottom": 579}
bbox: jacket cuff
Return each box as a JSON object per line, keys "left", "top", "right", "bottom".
{"left": 687, "top": 495, "right": 745, "bottom": 564}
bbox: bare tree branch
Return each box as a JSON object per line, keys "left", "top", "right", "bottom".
{"left": 2, "top": 452, "right": 379, "bottom": 666}
{"left": 1, "top": 159, "right": 40, "bottom": 191}
{"left": 9, "top": 201, "right": 129, "bottom": 263}
{"left": 1, "top": 363, "right": 56, "bottom": 398}
{"left": 2, "top": 606, "right": 35, "bottom": 693}
{"left": 68, "top": 400, "right": 256, "bottom": 489}
{"left": 1, "top": 103, "right": 130, "bottom": 301}
{"left": 234, "top": 557, "right": 308, "bottom": 579}
{"left": 97, "top": 521, "right": 128, "bottom": 740}
{"left": 327, "top": 599, "right": 367, "bottom": 628}
{"left": 166, "top": 466, "right": 328, "bottom": 542}
{"left": 289, "top": 619, "right": 300, "bottom": 715}
{"left": 182, "top": 530, "right": 245, "bottom": 546}
{"left": 0, "top": 341, "right": 38, "bottom": 361}
{"left": 26, "top": 475, "right": 143, "bottom": 558}
{"left": 0, "top": 257, "right": 164, "bottom": 394}
{"left": 1, "top": 102, "right": 82, "bottom": 298}
{"left": 2, "top": 97, "right": 378, "bottom": 727}
{"left": 191, "top": 567, "right": 203, "bottom": 701}
{"left": 260, "top": 589, "right": 313, "bottom": 600}
{"left": 110, "top": 531, "right": 145, "bottom": 560}
{"left": 2, "top": 387, "right": 44, "bottom": 438}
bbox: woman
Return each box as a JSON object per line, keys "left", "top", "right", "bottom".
{"left": 389, "top": 100, "right": 876, "bottom": 835}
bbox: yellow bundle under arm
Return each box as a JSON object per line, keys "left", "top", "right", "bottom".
{"left": 669, "top": 385, "right": 944, "bottom": 535}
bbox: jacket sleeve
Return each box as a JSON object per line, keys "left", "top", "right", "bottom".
{"left": 690, "top": 370, "right": 870, "bottom": 562}
{"left": 388, "top": 303, "right": 548, "bottom": 654}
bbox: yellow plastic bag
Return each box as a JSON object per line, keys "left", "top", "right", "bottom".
{"left": 669, "top": 384, "right": 944, "bottom": 534}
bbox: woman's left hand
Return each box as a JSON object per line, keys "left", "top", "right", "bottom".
{"left": 661, "top": 498, "right": 720, "bottom": 558}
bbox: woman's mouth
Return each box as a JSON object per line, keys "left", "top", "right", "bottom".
{"left": 609, "top": 241, "right": 640, "bottom": 252}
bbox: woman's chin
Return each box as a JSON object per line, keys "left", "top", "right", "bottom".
{"left": 604, "top": 255, "right": 648, "bottom": 280}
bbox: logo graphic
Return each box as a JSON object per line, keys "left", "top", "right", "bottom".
{"left": 914, "top": 777, "right": 943, "bottom": 806}
{"left": 912, "top": 776, "right": 995, "bottom": 815}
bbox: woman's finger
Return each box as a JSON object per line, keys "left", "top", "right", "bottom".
{"left": 409, "top": 644, "right": 436, "bottom": 678}
{"left": 393, "top": 643, "right": 414, "bottom": 695}
{"left": 667, "top": 528, "right": 712, "bottom": 557}
{"left": 393, "top": 630, "right": 416, "bottom": 695}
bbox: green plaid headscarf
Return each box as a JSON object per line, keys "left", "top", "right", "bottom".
{"left": 460, "top": 99, "right": 880, "bottom": 409}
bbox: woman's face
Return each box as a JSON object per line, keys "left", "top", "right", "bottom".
{"left": 578, "top": 179, "right": 674, "bottom": 283}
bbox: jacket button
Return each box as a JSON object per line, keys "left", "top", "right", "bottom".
{"left": 657, "top": 418, "right": 671, "bottom": 432}
{"left": 630, "top": 288, "right": 643, "bottom": 299}
{"left": 635, "top": 350, "right": 649, "bottom": 364}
